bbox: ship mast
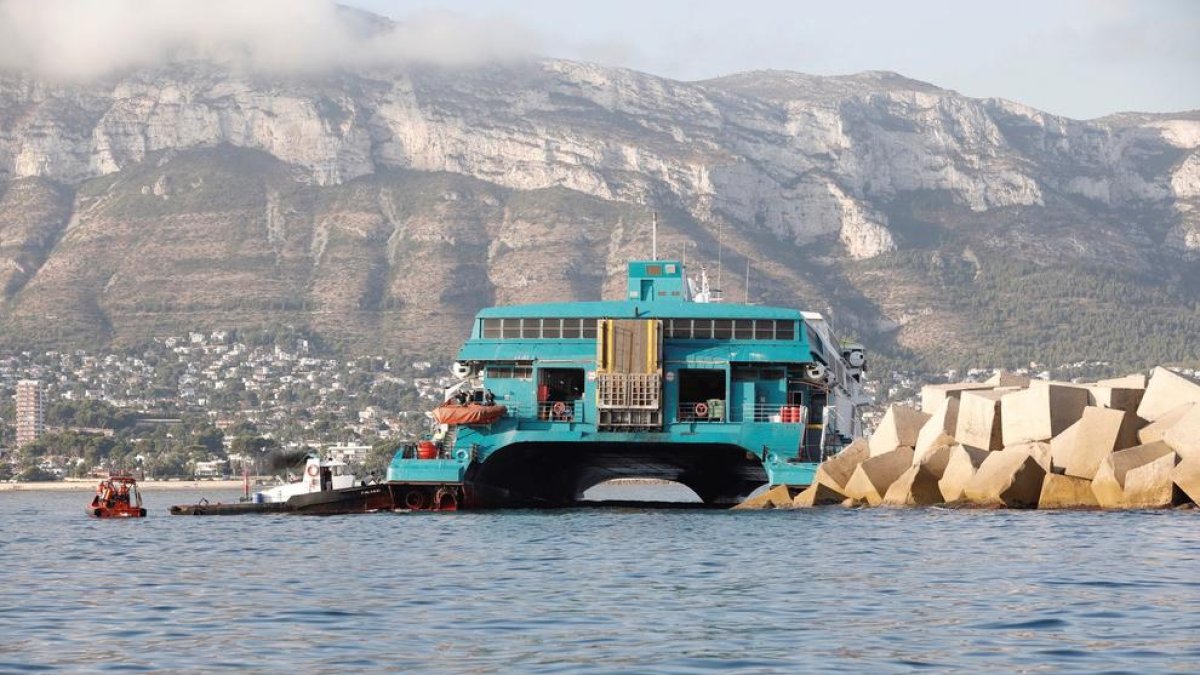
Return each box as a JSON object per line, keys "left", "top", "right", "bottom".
{"left": 651, "top": 212, "right": 658, "bottom": 260}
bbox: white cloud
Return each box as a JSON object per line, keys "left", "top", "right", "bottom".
{"left": 0, "top": 0, "right": 539, "bottom": 80}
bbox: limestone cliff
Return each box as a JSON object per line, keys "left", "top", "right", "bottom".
{"left": 0, "top": 59, "right": 1197, "bottom": 368}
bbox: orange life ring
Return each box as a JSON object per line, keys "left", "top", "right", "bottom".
{"left": 552, "top": 401, "right": 567, "bottom": 415}
{"left": 306, "top": 465, "right": 319, "bottom": 478}
{"left": 694, "top": 402, "right": 709, "bottom": 418}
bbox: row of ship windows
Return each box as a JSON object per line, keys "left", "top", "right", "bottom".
{"left": 480, "top": 318, "right": 797, "bottom": 341}
{"left": 482, "top": 318, "right": 600, "bottom": 340}
{"left": 484, "top": 366, "right": 791, "bottom": 381}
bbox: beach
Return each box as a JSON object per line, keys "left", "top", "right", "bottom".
{"left": 0, "top": 479, "right": 254, "bottom": 492}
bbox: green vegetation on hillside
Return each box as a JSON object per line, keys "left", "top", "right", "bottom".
{"left": 857, "top": 248, "right": 1200, "bottom": 373}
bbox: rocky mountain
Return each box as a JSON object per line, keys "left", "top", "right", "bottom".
{"left": 0, "top": 57, "right": 1197, "bottom": 371}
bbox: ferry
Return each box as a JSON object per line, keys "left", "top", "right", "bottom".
{"left": 386, "top": 260, "right": 871, "bottom": 510}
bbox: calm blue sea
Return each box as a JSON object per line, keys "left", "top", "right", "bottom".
{"left": 1, "top": 485, "right": 1198, "bottom": 673}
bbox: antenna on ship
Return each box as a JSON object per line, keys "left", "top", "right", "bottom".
{"left": 651, "top": 211, "right": 658, "bottom": 261}
{"left": 715, "top": 221, "right": 724, "bottom": 302}
{"left": 716, "top": 222, "right": 723, "bottom": 290}
{"left": 744, "top": 258, "right": 750, "bottom": 304}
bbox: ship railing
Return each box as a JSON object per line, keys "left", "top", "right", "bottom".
{"left": 677, "top": 401, "right": 728, "bottom": 422}
{"left": 729, "top": 404, "right": 809, "bottom": 424}
{"left": 535, "top": 401, "right": 580, "bottom": 422}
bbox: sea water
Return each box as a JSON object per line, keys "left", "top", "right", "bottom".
{"left": 1, "top": 486, "right": 1197, "bottom": 673}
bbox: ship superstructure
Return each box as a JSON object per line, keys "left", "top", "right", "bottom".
{"left": 387, "top": 260, "right": 870, "bottom": 508}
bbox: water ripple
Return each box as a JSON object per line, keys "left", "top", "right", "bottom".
{"left": 1, "top": 488, "right": 1198, "bottom": 672}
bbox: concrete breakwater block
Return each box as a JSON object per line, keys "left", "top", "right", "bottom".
{"left": 1137, "top": 367, "right": 1200, "bottom": 422}
{"left": 1086, "top": 384, "right": 1145, "bottom": 416}
{"left": 732, "top": 484, "right": 795, "bottom": 510}
{"left": 1049, "top": 420, "right": 1080, "bottom": 469}
{"left": 1052, "top": 407, "right": 1140, "bottom": 480}
{"left": 962, "top": 448, "right": 1047, "bottom": 508}
{"left": 1000, "top": 383, "right": 1089, "bottom": 446}
{"left": 1038, "top": 474, "right": 1100, "bottom": 509}
{"left": 1092, "top": 442, "right": 1178, "bottom": 509}
{"left": 882, "top": 465, "right": 944, "bottom": 506}
{"left": 1138, "top": 403, "right": 1196, "bottom": 445}
{"left": 814, "top": 439, "right": 870, "bottom": 492}
{"left": 1006, "top": 441, "right": 1052, "bottom": 471}
{"left": 1096, "top": 374, "right": 1147, "bottom": 389}
{"left": 913, "top": 441, "right": 955, "bottom": 479}
{"left": 938, "top": 445, "right": 991, "bottom": 502}
{"left": 1162, "top": 404, "right": 1200, "bottom": 463}
{"left": 955, "top": 389, "right": 1008, "bottom": 451}
{"left": 869, "top": 406, "right": 930, "bottom": 457}
{"left": 792, "top": 482, "right": 846, "bottom": 508}
{"left": 914, "top": 398, "right": 958, "bottom": 460}
{"left": 843, "top": 447, "right": 915, "bottom": 506}
{"left": 921, "top": 382, "right": 994, "bottom": 414}
{"left": 986, "top": 371, "right": 1031, "bottom": 388}
{"left": 1173, "top": 459, "right": 1200, "bottom": 506}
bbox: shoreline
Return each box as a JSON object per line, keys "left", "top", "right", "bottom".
{"left": 0, "top": 476, "right": 681, "bottom": 492}
{"left": 0, "top": 479, "right": 255, "bottom": 492}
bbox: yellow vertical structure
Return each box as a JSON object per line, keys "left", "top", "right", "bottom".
{"left": 595, "top": 319, "right": 662, "bottom": 428}
{"left": 645, "top": 320, "right": 657, "bottom": 374}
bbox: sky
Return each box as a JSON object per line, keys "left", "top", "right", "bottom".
{"left": 0, "top": 0, "right": 1193, "bottom": 120}
{"left": 346, "top": 0, "right": 1199, "bottom": 120}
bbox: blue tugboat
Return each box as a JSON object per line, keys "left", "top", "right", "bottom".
{"left": 386, "top": 260, "right": 870, "bottom": 509}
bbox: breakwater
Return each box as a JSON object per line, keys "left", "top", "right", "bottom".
{"left": 739, "top": 366, "right": 1200, "bottom": 510}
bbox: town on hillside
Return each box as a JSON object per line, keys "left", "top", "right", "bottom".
{"left": 0, "top": 330, "right": 453, "bottom": 482}
{"left": 5, "top": 328, "right": 1186, "bottom": 484}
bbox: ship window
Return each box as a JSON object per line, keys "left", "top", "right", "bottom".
{"left": 670, "top": 319, "right": 690, "bottom": 339}
{"left": 542, "top": 318, "right": 561, "bottom": 339}
{"left": 775, "top": 321, "right": 795, "bottom": 340}
{"left": 562, "top": 318, "right": 581, "bottom": 339}
{"left": 581, "top": 320, "right": 598, "bottom": 339}
{"left": 755, "top": 320, "right": 775, "bottom": 340}
{"left": 482, "top": 319, "right": 502, "bottom": 339}
{"left": 692, "top": 319, "right": 714, "bottom": 340}
{"left": 488, "top": 365, "right": 532, "bottom": 381}
{"left": 646, "top": 264, "right": 662, "bottom": 276}
{"left": 520, "top": 319, "right": 539, "bottom": 339}
{"left": 713, "top": 320, "right": 733, "bottom": 340}
{"left": 734, "top": 319, "right": 754, "bottom": 340}
{"left": 502, "top": 319, "right": 521, "bottom": 339}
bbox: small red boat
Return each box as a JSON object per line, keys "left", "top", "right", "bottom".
{"left": 87, "top": 473, "right": 147, "bottom": 518}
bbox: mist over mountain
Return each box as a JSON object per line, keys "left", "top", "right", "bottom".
{"left": 0, "top": 3, "right": 1197, "bottom": 372}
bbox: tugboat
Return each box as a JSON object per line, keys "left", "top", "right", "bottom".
{"left": 168, "top": 453, "right": 393, "bottom": 515}
{"left": 87, "top": 473, "right": 147, "bottom": 518}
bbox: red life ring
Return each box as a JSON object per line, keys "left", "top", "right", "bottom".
{"left": 306, "top": 465, "right": 319, "bottom": 478}
{"left": 694, "top": 402, "right": 709, "bottom": 418}
{"left": 552, "top": 401, "right": 567, "bottom": 416}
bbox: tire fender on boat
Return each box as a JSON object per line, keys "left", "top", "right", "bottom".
{"left": 404, "top": 490, "right": 427, "bottom": 510}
